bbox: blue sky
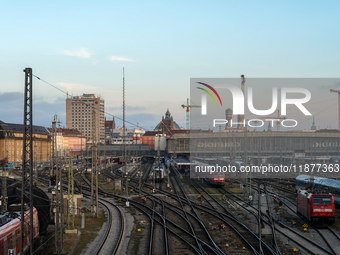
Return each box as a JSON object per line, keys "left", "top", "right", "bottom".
{"left": 1, "top": 1, "right": 340, "bottom": 130}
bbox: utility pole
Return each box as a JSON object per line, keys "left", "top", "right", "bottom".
{"left": 20, "top": 68, "right": 34, "bottom": 255}
{"left": 34, "top": 136, "right": 37, "bottom": 179}
{"left": 91, "top": 109, "right": 98, "bottom": 217}
{"left": 55, "top": 155, "right": 65, "bottom": 254}
{"left": 123, "top": 68, "right": 129, "bottom": 207}
{"left": 40, "top": 137, "right": 42, "bottom": 169}
{"left": 157, "top": 135, "right": 162, "bottom": 188}
{"left": 104, "top": 132, "right": 106, "bottom": 171}
{"left": 138, "top": 171, "right": 143, "bottom": 197}
{"left": 166, "top": 158, "right": 171, "bottom": 188}
{"left": 1, "top": 132, "right": 8, "bottom": 213}
{"left": 330, "top": 89, "right": 340, "bottom": 131}
{"left": 51, "top": 118, "right": 57, "bottom": 222}
{"left": 238, "top": 75, "right": 246, "bottom": 131}
{"left": 67, "top": 155, "right": 75, "bottom": 230}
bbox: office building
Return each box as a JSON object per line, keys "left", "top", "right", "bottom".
{"left": 66, "top": 94, "right": 105, "bottom": 143}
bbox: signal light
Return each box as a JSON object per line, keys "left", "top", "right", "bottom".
{"left": 51, "top": 176, "right": 56, "bottom": 185}
{"left": 4, "top": 197, "right": 8, "bottom": 204}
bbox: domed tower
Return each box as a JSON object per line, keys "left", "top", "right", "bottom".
{"left": 225, "top": 108, "right": 233, "bottom": 130}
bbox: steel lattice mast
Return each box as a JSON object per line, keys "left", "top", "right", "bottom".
{"left": 20, "top": 68, "right": 34, "bottom": 255}
{"left": 55, "top": 156, "right": 65, "bottom": 253}
{"left": 91, "top": 108, "right": 98, "bottom": 218}
{"left": 123, "top": 68, "right": 129, "bottom": 207}
{"left": 67, "top": 155, "right": 75, "bottom": 230}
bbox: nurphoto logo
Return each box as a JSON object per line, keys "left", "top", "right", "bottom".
{"left": 194, "top": 77, "right": 312, "bottom": 129}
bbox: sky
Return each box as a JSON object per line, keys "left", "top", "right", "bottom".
{"left": 1, "top": 1, "right": 340, "bottom": 131}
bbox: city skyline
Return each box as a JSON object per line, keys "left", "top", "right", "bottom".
{"left": 1, "top": 1, "right": 340, "bottom": 131}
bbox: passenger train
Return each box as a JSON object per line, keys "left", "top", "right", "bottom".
{"left": 194, "top": 160, "right": 225, "bottom": 186}
{"left": 0, "top": 206, "right": 39, "bottom": 255}
{"left": 152, "top": 162, "right": 166, "bottom": 183}
{"left": 296, "top": 175, "right": 340, "bottom": 204}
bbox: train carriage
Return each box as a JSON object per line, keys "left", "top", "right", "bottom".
{"left": 0, "top": 206, "right": 39, "bottom": 255}
{"left": 296, "top": 175, "right": 340, "bottom": 204}
{"left": 193, "top": 160, "right": 225, "bottom": 186}
{"left": 152, "top": 162, "right": 166, "bottom": 183}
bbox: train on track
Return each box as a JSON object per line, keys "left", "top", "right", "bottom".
{"left": 152, "top": 162, "right": 166, "bottom": 183}
{"left": 296, "top": 175, "right": 340, "bottom": 204}
{"left": 0, "top": 205, "right": 39, "bottom": 254}
{"left": 193, "top": 160, "right": 225, "bottom": 186}
{"left": 205, "top": 171, "right": 225, "bottom": 186}
{"left": 297, "top": 189, "right": 335, "bottom": 223}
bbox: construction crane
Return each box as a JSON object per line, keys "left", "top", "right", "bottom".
{"left": 259, "top": 110, "right": 286, "bottom": 131}
{"left": 330, "top": 89, "right": 340, "bottom": 131}
{"left": 181, "top": 98, "right": 200, "bottom": 130}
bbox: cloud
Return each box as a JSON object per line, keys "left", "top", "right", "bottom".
{"left": 0, "top": 92, "right": 22, "bottom": 102}
{"left": 0, "top": 94, "right": 65, "bottom": 127}
{"left": 62, "top": 48, "right": 91, "bottom": 59}
{"left": 108, "top": 56, "right": 134, "bottom": 62}
{"left": 113, "top": 113, "right": 160, "bottom": 130}
{"left": 106, "top": 105, "right": 146, "bottom": 112}
{"left": 56, "top": 82, "right": 98, "bottom": 96}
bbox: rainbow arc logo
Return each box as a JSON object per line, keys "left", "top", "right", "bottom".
{"left": 196, "top": 82, "right": 223, "bottom": 106}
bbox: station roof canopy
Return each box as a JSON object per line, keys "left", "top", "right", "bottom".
{"left": 172, "top": 158, "right": 193, "bottom": 165}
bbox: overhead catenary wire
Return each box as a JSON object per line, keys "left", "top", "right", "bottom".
{"left": 32, "top": 74, "right": 150, "bottom": 130}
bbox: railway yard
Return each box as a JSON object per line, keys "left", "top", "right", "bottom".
{"left": 2, "top": 158, "right": 338, "bottom": 255}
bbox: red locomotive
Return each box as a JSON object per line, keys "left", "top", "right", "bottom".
{"left": 206, "top": 171, "right": 225, "bottom": 186}
{"left": 297, "top": 189, "right": 335, "bottom": 224}
{"left": 118, "top": 157, "right": 124, "bottom": 164}
{"left": 0, "top": 206, "right": 39, "bottom": 254}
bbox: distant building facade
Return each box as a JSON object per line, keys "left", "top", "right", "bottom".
{"left": 106, "top": 127, "right": 145, "bottom": 145}
{"left": 66, "top": 94, "right": 105, "bottom": 143}
{"left": 105, "top": 117, "right": 115, "bottom": 130}
{"left": 141, "top": 131, "right": 167, "bottom": 150}
{"left": 0, "top": 120, "right": 51, "bottom": 166}
{"left": 154, "top": 109, "right": 182, "bottom": 133}
{"left": 46, "top": 128, "right": 86, "bottom": 157}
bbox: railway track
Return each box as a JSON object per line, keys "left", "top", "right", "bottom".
{"left": 230, "top": 179, "right": 340, "bottom": 255}
{"left": 34, "top": 163, "right": 340, "bottom": 255}
{"left": 36, "top": 172, "right": 125, "bottom": 255}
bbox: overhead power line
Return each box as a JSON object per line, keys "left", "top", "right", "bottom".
{"left": 32, "top": 74, "right": 150, "bottom": 130}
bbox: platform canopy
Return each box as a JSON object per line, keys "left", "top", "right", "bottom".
{"left": 172, "top": 158, "right": 194, "bottom": 165}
